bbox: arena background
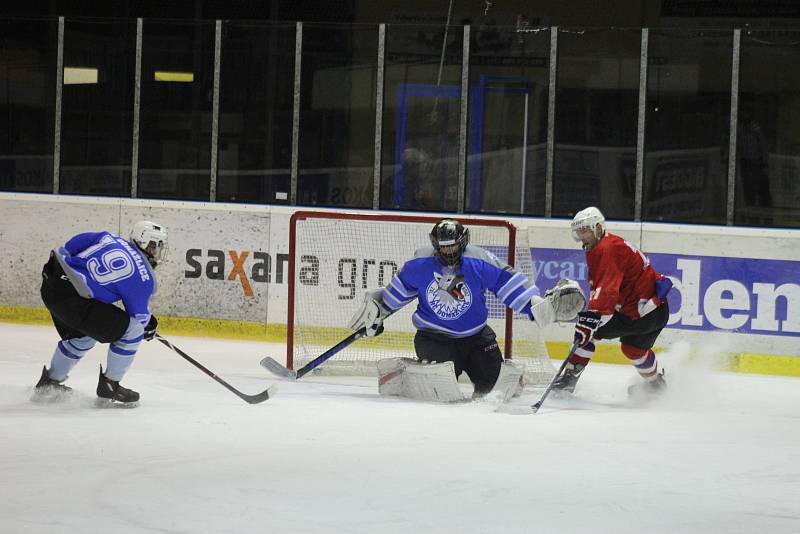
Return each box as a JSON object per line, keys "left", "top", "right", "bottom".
{"left": 1, "top": 0, "right": 798, "bottom": 375}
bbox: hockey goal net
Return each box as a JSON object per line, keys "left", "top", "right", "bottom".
{"left": 287, "top": 211, "right": 556, "bottom": 386}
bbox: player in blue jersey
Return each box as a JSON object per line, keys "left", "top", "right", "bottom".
{"left": 32, "top": 221, "right": 168, "bottom": 405}
{"left": 348, "top": 218, "right": 584, "bottom": 398}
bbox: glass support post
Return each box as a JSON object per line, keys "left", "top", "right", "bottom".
{"left": 372, "top": 24, "right": 386, "bottom": 209}
{"left": 456, "top": 25, "right": 470, "bottom": 213}
{"left": 131, "top": 18, "right": 143, "bottom": 198}
{"left": 210, "top": 20, "right": 221, "bottom": 202}
{"left": 727, "top": 29, "right": 741, "bottom": 226}
{"left": 545, "top": 27, "right": 558, "bottom": 217}
{"left": 53, "top": 16, "right": 64, "bottom": 194}
{"left": 635, "top": 28, "right": 649, "bottom": 222}
{"left": 290, "top": 22, "right": 302, "bottom": 205}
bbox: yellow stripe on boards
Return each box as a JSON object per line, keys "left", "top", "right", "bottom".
{"left": 727, "top": 353, "right": 800, "bottom": 377}
{"left": 0, "top": 306, "right": 284, "bottom": 342}
{"left": 545, "top": 341, "right": 629, "bottom": 365}
{"left": 0, "top": 306, "right": 51, "bottom": 325}
{"left": 544, "top": 341, "right": 800, "bottom": 378}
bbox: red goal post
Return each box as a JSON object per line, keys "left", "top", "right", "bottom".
{"left": 286, "top": 210, "right": 553, "bottom": 382}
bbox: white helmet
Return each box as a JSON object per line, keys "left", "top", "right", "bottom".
{"left": 571, "top": 206, "right": 605, "bottom": 242}
{"left": 130, "top": 220, "right": 168, "bottom": 266}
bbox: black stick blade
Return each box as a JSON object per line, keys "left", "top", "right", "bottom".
{"left": 239, "top": 385, "right": 276, "bottom": 404}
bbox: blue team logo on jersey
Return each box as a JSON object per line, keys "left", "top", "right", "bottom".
{"left": 426, "top": 271, "right": 472, "bottom": 320}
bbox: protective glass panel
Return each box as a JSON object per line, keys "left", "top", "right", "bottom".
{"left": 643, "top": 29, "right": 733, "bottom": 224}
{"left": 737, "top": 30, "right": 800, "bottom": 228}
{"left": 553, "top": 28, "right": 641, "bottom": 219}
{"left": 217, "top": 21, "right": 295, "bottom": 204}
{"left": 0, "top": 18, "right": 57, "bottom": 193}
{"left": 137, "top": 20, "right": 214, "bottom": 200}
{"left": 297, "top": 23, "right": 378, "bottom": 208}
{"left": 467, "top": 26, "right": 550, "bottom": 216}
{"left": 380, "top": 24, "right": 464, "bottom": 212}
{"left": 60, "top": 19, "right": 136, "bottom": 196}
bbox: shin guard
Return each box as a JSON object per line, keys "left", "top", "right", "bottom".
{"left": 621, "top": 343, "right": 658, "bottom": 379}
{"left": 106, "top": 317, "right": 145, "bottom": 381}
{"left": 48, "top": 336, "right": 97, "bottom": 381}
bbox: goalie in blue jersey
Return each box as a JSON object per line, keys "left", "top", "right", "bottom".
{"left": 33, "top": 221, "right": 168, "bottom": 406}
{"left": 348, "top": 218, "right": 585, "bottom": 401}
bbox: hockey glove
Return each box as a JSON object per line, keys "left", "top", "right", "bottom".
{"left": 144, "top": 315, "right": 158, "bottom": 341}
{"left": 655, "top": 276, "right": 674, "bottom": 300}
{"left": 544, "top": 278, "right": 586, "bottom": 322}
{"left": 347, "top": 289, "right": 389, "bottom": 337}
{"left": 574, "top": 311, "right": 601, "bottom": 347}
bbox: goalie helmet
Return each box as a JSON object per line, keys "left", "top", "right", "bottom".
{"left": 130, "top": 220, "right": 168, "bottom": 267}
{"left": 430, "top": 218, "right": 469, "bottom": 267}
{"left": 571, "top": 206, "right": 606, "bottom": 244}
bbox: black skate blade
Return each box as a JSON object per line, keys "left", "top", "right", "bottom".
{"left": 94, "top": 397, "right": 139, "bottom": 409}
{"left": 259, "top": 357, "right": 298, "bottom": 380}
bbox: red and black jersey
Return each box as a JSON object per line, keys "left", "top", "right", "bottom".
{"left": 585, "top": 232, "right": 667, "bottom": 321}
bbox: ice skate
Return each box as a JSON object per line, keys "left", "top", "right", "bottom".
{"left": 31, "top": 365, "right": 73, "bottom": 403}
{"left": 96, "top": 365, "right": 139, "bottom": 407}
{"left": 627, "top": 369, "right": 666, "bottom": 398}
{"left": 552, "top": 363, "right": 585, "bottom": 394}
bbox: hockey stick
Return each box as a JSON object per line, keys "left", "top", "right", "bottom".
{"left": 531, "top": 341, "right": 579, "bottom": 413}
{"left": 156, "top": 334, "right": 274, "bottom": 404}
{"left": 260, "top": 327, "right": 368, "bottom": 380}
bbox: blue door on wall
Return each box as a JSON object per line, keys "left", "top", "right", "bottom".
{"left": 394, "top": 76, "right": 533, "bottom": 212}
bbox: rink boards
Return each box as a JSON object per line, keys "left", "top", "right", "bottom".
{"left": 0, "top": 192, "right": 797, "bottom": 376}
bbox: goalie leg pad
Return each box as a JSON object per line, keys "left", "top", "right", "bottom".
{"left": 483, "top": 360, "right": 525, "bottom": 402}
{"left": 404, "top": 362, "right": 466, "bottom": 402}
{"left": 377, "top": 357, "right": 415, "bottom": 396}
{"left": 376, "top": 358, "right": 466, "bottom": 402}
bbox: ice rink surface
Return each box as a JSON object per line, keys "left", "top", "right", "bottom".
{"left": 1, "top": 322, "right": 798, "bottom": 534}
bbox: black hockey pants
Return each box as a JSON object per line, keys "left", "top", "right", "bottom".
{"left": 594, "top": 302, "right": 670, "bottom": 350}
{"left": 40, "top": 253, "right": 131, "bottom": 343}
{"left": 413, "top": 325, "right": 503, "bottom": 395}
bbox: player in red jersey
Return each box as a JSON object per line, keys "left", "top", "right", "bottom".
{"left": 554, "top": 207, "right": 673, "bottom": 396}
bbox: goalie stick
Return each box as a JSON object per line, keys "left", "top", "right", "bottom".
{"left": 260, "top": 327, "right": 369, "bottom": 380}
{"left": 156, "top": 334, "right": 274, "bottom": 404}
{"left": 531, "top": 341, "right": 579, "bottom": 413}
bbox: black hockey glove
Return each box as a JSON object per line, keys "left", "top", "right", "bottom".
{"left": 574, "top": 311, "right": 601, "bottom": 347}
{"left": 144, "top": 315, "right": 158, "bottom": 341}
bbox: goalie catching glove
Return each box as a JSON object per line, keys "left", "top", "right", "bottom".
{"left": 530, "top": 278, "right": 586, "bottom": 326}
{"left": 347, "top": 288, "right": 390, "bottom": 337}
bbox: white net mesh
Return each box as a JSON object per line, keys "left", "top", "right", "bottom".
{"left": 289, "top": 213, "right": 555, "bottom": 387}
